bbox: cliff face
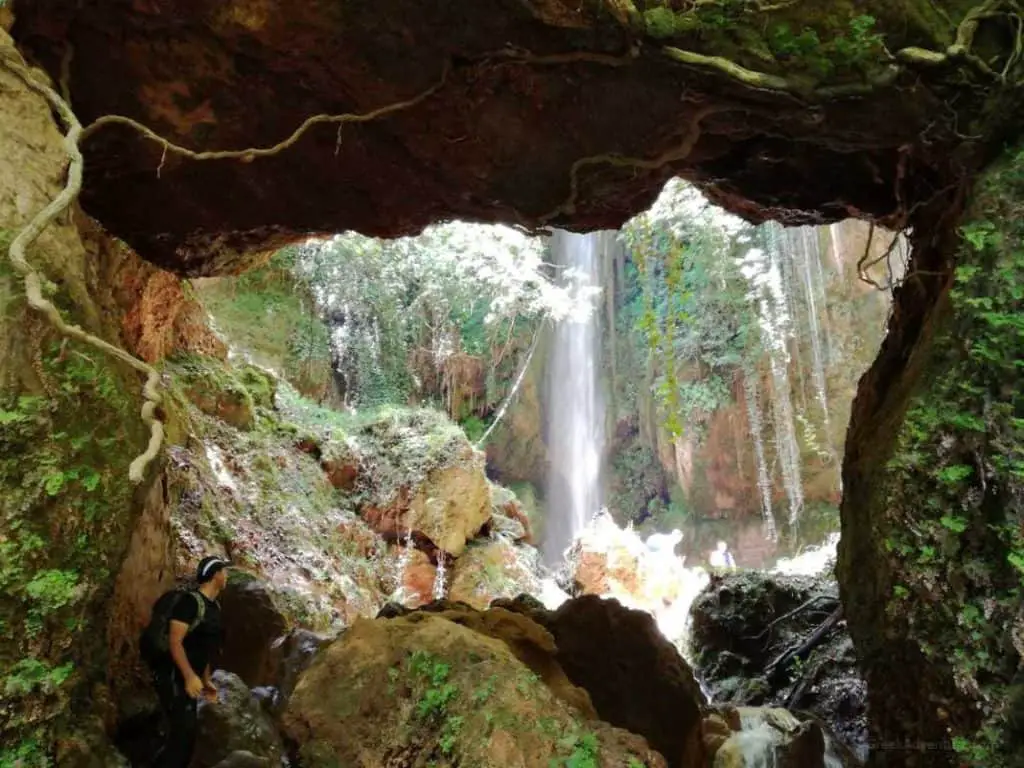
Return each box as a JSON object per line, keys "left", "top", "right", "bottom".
{"left": 638, "top": 221, "right": 893, "bottom": 526}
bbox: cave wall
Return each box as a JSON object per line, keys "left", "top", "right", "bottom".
{"left": 0, "top": 31, "right": 211, "bottom": 761}
{"left": 839, "top": 149, "right": 1024, "bottom": 765}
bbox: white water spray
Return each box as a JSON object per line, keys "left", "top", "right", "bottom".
{"left": 543, "top": 231, "right": 607, "bottom": 565}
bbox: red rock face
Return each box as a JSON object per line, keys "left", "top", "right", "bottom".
{"left": 10, "top": 0, "right": 988, "bottom": 275}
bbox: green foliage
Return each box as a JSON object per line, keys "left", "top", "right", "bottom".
{"left": 296, "top": 223, "right": 557, "bottom": 414}
{"left": 194, "top": 250, "right": 332, "bottom": 397}
{"left": 550, "top": 729, "right": 600, "bottom": 768}
{"left": 622, "top": 184, "right": 757, "bottom": 440}
{"left": 644, "top": 7, "right": 680, "bottom": 39}
{"left": 880, "top": 143, "right": 1024, "bottom": 762}
{"left": 3, "top": 658, "right": 74, "bottom": 698}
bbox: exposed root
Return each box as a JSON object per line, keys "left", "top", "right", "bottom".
{"left": 1, "top": 51, "right": 164, "bottom": 484}
{"left": 537, "top": 103, "right": 725, "bottom": 224}
{"left": 80, "top": 62, "right": 451, "bottom": 164}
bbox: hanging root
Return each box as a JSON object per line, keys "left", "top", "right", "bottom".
{"left": 1, "top": 51, "right": 164, "bottom": 484}
{"left": 79, "top": 61, "right": 451, "bottom": 163}
{"left": 538, "top": 103, "right": 725, "bottom": 224}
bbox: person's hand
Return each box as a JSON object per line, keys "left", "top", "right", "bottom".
{"left": 184, "top": 674, "right": 204, "bottom": 699}
{"left": 201, "top": 684, "right": 218, "bottom": 703}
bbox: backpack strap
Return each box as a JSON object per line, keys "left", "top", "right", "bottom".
{"left": 186, "top": 591, "right": 206, "bottom": 634}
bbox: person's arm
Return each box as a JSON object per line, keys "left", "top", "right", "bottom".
{"left": 168, "top": 620, "right": 204, "bottom": 698}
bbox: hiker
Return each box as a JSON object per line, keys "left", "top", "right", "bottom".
{"left": 143, "top": 556, "right": 229, "bottom": 768}
{"left": 708, "top": 540, "right": 737, "bottom": 570}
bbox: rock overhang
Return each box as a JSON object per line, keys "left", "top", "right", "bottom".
{"left": 9, "top": 0, "right": 1021, "bottom": 274}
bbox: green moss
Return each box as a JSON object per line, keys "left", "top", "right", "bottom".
{"left": 0, "top": 337, "right": 147, "bottom": 747}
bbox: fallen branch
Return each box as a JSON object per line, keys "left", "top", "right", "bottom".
{"left": 0, "top": 51, "right": 163, "bottom": 483}
{"left": 765, "top": 606, "right": 843, "bottom": 685}
{"left": 752, "top": 593, "right": 839, "bottom": 640}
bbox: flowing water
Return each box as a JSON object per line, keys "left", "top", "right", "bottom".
{"left": 543, "top": 231, "right": 608, "bottom": 565}
{"left": 743, "top": 367, "right": 777, "bottom": 539}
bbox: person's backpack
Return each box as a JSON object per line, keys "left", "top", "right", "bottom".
{"left": 139, "top": 586, "right": 206, "bottom": 666}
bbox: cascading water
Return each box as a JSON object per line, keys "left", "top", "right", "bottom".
{"left": 792, "top": 226, "right": 836, "bottom": 465}
{"left": 543, "top": 230, "right": 607, "bottom": 566}
{"left": 742, "top": 368, "right": 777, "bottom": 540}
{"left": 759, "top": 224, "right": 805, "bottom": 523}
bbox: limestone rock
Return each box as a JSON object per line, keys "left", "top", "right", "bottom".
{"left": 320, "top": 438, "right": 360, "bottom": 491}
{"left": 282, "top": 611, "right": 666, "bottom": 768}
{"left": 191, "top": 671, "right": 284, "bottom": 768}
{"left": 447, "top": 538, "right": 541, "bottom": 610}
{"left": 489, "top": 484, "right": 535, "bottom": 544}
{"left": 218, "top": 572, "right": 289, "bottom": 688}
{"left": 356, "top": 413, "right": 491, "bottom": 556}
{"left": 267, "top": 629, "right": 333, "bottom": 705}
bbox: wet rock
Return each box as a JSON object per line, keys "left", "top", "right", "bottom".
{"left": 396, "top": 548, "right": 438, "bottom": 608}
{"left": 218, "top": 572, "right": 289, "bottom": 688}
{"left": 489, "top": 484, "right": 534, "bottom": 544}
{"left": 356, "top": 414, "right": 491, "bottom": 556}
{"left": 447, "top": 537, "right": 541, "bottom": 609}
{"left": 281, "top": 611, "right": 665, "bottom": 768}
{"left": 690, "top": 571, "right": 867, "bottom": 758}
{"left": 703, "top": 706, "right": 855, "bottom": 768}
{"left": 191, "top": 671, "right": 284, "bottom": 768}
{"left": 209, "top": 751, "right": 272, "bottom": 768}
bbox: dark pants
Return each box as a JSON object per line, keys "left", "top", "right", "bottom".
{"left": 151, "top": 663, "right": 197, "bottom": 768}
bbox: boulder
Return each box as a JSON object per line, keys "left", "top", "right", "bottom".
{"left": 281, "top": 611, "right": 666, "bottom": 768}
{"left": 354, "top": 411, "right": 491, "bottom": 556}
{"left": 218, "top": 572, "right": 289, "bottom": 688}
{"left": 690, "top": 571, "right": 867, "bottom": 758}
{"left": 535, "top": 595, "right": 707, "bottom": 768}
{"left": 267, "top": 628, "right": 333, "bottom": 706}
{"left": 447, "top": 538, "right": 541, "bottom": 610}
{"left": 191, "top": 671, "right": 284, "bottom": 768}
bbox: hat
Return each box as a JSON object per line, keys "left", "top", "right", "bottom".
{"left": 196, "top": 556, "right": 230, "bottom": 583}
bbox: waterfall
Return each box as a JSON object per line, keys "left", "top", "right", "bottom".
{"left": 543, "top": 231, "right": 607, "bottom": 566}
{"left": 741, "top": 224, "right": 804, "bottom": 525}
{"left": 743, "top": 369, "right": 777, "bottom": 540}
{"left": 433, "top": 552, "right": 447, "bottom": 600}
{"left": 794, "top": 226, "right": 834, "bottom": 457}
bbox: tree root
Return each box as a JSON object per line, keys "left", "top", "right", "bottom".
{"left": 1, "top": 51, "right": 164, "bottom": 483}
{"left": 537, "top": 103, "right": 725, "bottom": 224}
{"left": 79, "top": 62, "right": 451, "bottom": 164}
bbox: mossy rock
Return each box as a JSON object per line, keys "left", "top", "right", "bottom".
{"left": 281, "top": 611, "right": 665, "bottom": 767}
{"left": 167, "top": 355, "right": 262, "bottom": 430}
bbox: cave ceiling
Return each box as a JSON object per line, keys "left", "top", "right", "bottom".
{"left": 10, "top": 0, "right": 1022, "bottom": 275}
